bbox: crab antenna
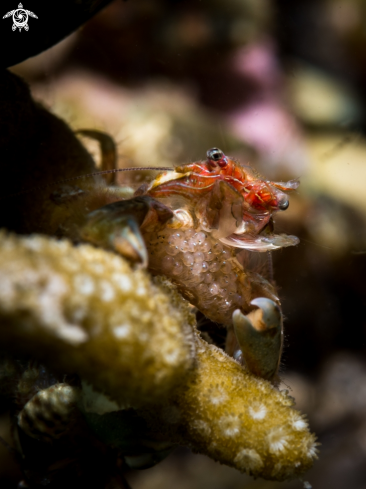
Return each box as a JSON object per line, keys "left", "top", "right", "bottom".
{"left": 2, "top": 166, "right": 175, "bottom": 200}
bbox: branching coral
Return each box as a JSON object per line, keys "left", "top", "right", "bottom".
{"left": 145, "top": 336, "right": 317, "bottom": 480}
{"left": 0, "top": 231, "right": 195, "bottom": 405}
{"left": 0, "top": 231, "right": 317, "bottom": 480}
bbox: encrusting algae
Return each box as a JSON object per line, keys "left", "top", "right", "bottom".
{"left": 0, "top": 231, "right": 318, "bottom": 481}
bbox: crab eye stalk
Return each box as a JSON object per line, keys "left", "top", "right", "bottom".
{"left": 206, "top": 148, "right": 228, "bottom": 168}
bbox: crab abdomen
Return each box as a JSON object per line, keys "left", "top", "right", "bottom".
{"left": 144, "top": 225, "right": 278, "bottom": 326}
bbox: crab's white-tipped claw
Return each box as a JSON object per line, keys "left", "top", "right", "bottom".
{"left": 80, "top": 196, "right": 173, "bottom": 268}
{"left": 79, "top": 202, "right": 149, "bottom": 268}
{"left": 112, "top": 216, "right": 149, "bottom": 268}
{"left": 250, "top": 298, "right": 282, "bottom": 329}
{"left": 232, "top": 298, "right": 283, "bottom": 382}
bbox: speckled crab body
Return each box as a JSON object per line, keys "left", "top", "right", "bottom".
{"left": 145, "top": 226, "right": 276, "bottom": 325}
{"left": 132, "top": 148, "right": 299, "bottom": 381}
{"left": 50, "top": 146, "right": 299, "bottom": 383}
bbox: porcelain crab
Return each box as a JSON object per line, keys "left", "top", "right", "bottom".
{"left": 70, "top": 139, "right": 300, "bottom": 383}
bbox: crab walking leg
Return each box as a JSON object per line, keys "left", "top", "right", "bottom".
{"left": 232, "top": 298, "right": 283, "bottom": 382}
{"left": 76, "top": 129, "right": 118, "bottom": 185}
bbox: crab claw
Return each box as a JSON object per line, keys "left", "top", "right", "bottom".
{"left": 109, "top": 216, "right": 149, "bottom": 267}
{"left": 80, "top": 196, "right": 173, "bottom": 267}
{"left": 232, "top": 298, "right": 283, "bottom": 382}
{"left": 80, "top": 209, "right": 148, "bottom": 267}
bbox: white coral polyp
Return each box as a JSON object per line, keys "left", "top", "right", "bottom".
{"left": 292, "top": 417, "right": 308, "bottom": 431}
{"left": 219, "top": 415, "right": 241, "bottom": 437}
{"left": 267, "top": 427, "right": 289, "bottom": 454}
{"left": 248, "top": 403, "right": 267, "bottom": 420}
{"left": 234, "top": 448, "right": 263, "bottom": 472}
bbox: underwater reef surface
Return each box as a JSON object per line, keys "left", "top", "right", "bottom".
{"left": 0, "top": 231, "right": 317, "bottom": 481}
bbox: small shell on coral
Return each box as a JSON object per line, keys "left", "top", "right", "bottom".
{"left": 18, "top": 383, "right": 80, "bottom": 441}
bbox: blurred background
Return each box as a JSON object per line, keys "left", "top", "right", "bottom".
{"left": 2, "top": 0, "right": 366, "bottom": 487}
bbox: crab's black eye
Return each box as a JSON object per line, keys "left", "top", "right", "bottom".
{"left": 207, "top": 148, "right": 224, "bottom": 162}
{"left": 278, "top": 198, "right": 289, "bottom": 210}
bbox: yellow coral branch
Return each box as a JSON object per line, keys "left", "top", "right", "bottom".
{"left": 0, "top": 231, "right": 195, "bottom": 405}
{"left": 144, "top": 335, "right": 317, "bottom": 481}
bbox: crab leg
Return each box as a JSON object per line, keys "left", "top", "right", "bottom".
{"left": 232, "top": 298, "right": 283, "bottom": 382}
{"left": 76, "top": 129, "right": 118, "bottom": 185}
